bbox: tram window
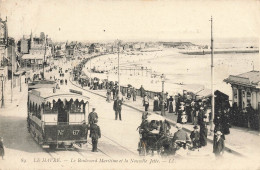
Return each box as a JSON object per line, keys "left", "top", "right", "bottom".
{"left": 32, "top": 103, "right": 35, "bottom": 116}
{"left": 71, "top": 101, "right": 76, "bottom": 112}
{"left": 247, "top": 92, "right": 251, "bottom": 104}
{"left": 53, "top": 100, "right": 58, "bottom": 112}
{"left": 29, "top": 102, "right": 32, "bottom": 113}
{"left": 80, "top": 100, "right": 84, "bottom": 112}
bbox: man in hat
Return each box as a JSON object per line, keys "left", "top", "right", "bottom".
{"left": 190, "top": 125, "right": 200, "bottom": 150}
{"left": 140, "top": 85, "right": 145, "bottom": 98}
{"left": 132, "top": 88, "right": 137, "bottom": 102}
{"left": 88, "top": 108, "right": 98, "bottom": 125}
{"left": 0, "top": 137, "right": 4, "bottom": 160}
{"left": 197, "top": 106, "right": 205, "bottom": 126}
{"left": 213, "top": 131, "right": 225, "bottom": 158}
{"left": 113, "top": 96, "right": 123, "bottom": 120}
{"left": 172, "top": 123, "right": 191, "bottom": 144}
{"left": 89, "top": 120, "right": 101, "bottom": 152}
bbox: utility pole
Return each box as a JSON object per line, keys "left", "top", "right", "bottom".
{"left": 20, "top": 74, "right": 22, "bottom": 92}
{"left": 11, "top": 45, "right": 13, "bottom": 103}
{"left": 117, "top": 40, "right": 120, "bottom": 93}
{"left": 210, "top": 16, "right": 215, "bottom": 135}
{"left": 1, "top": 74, "right": 4, "bottom": 108}
{"left": 43, "top": 35, "right": 48, "bottom": 80}
{"left": 161, "top": 74, "right": 165, "bottom": 116}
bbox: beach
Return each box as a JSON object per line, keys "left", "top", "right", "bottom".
{"left": 83, "top": 48, "right": 260, "bottom": 98}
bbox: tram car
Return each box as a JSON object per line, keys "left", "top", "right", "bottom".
{"left": 27, "top": 86, "right": 89, "bottom": 149}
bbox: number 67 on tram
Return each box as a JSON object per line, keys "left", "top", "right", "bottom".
{"left": 27, "top": 88, "right": 89, "bottom": 149}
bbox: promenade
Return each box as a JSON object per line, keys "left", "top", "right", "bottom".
{"left": 70, "top": 78, "right": 260, "bottom": 159}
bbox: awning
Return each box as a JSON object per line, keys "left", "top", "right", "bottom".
{"left": 196, "top": 88, "right": 212, "bottom": 98}
{"left": 182, "top": 84, "right": 205, "bottom": 94}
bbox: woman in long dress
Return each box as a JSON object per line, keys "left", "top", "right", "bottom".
{"left": 199, "top": 118, "right": 208, "bottom": 147}
{"left": 169, "top": 96, "right": 174, "bottom": 113}
{"left": 153, "top": 95, "right": 159, "bottom": 111}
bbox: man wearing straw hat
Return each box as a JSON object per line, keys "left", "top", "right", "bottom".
{"left": 213, "top": 131, "right": 225, "bottom": 158}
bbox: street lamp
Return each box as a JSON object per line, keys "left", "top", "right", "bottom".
{"left": 117, "top": 40, "right": 122, "bottom": 94}
{"left": 161, "top": 74, "right": 166, "bottom": 116}
{"left": 0, "top": 74, "right": 4, "bottom": 108}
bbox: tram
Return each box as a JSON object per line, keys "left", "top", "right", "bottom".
{"left": 27, "top": 85, "right": 89, "bottom": 149}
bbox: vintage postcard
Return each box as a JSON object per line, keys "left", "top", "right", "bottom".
{"left": 0, "top": 0, "right": 259, "bottom": 169}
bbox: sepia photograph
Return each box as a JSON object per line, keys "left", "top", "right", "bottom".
{"left": 0, "top": 0, "right": 259, "bottom": 169}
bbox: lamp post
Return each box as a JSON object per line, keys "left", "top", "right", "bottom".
{"left": 161, "top": 74, "right": 166, "bottom": 116}
{"left": 1, "top": 74, "right": 4, "bottom": 108}
{"left": 20, "top": 74, "right": 22, "bottom": 92}
{"left": 117, "top": 40, "right": 120, "bottom": 93}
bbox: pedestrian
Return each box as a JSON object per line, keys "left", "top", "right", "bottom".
{"left": 166, "top": 92, "right": 169, "bottom": 111}
{"left": 88, "top": 108, "right": 98, "bottom": 125}
{"left": 144, "top": 94, "right": 149, "bottom": 112}
{"left": 65, "top": 79, "right": 67, "bottom": 85}
{"left": 113, "top": 96, "right": 122, "bottom": 120}
{"left": 106, "top": 88, "right": 111, "bottom": 103}
{"left": 213, "top": 131, "right": 225, "bottom": 158}
{"left": 89, "top": 120, "right": 101, "bottom": 152}
{"left": 197, "top": 106, "right": 205, "bottom": 126}
{"left": 222, "top": 108, "right": 231, "bottom": 134}
{"left": 190, "top": 125, "right": 200, "bottom": 150}
{"left": 112, "top": 87, "right": 116, "bottom": 100}
{"left": 199, "top": 116, "right": 208, "bottom": 147}
{"left": 168, "top": 96, "right": 174, "bottom": 113}
{"left": 132, "top": 88, "right": 137, "bottom": 101}
{"left": 191, "top": 101, "right": 196, "bottom": 124}
{"left": 177, "top": 102, "right": 185, "bottom": 123}
{"left": 140, "top": 85, "right": 145, "bottom": 98}
{"left": 214, "top": 110, "right": 225, "bottom": 141}
{"left": 127, "top": 87, "right": 131, "bottom": 100}
{"left": 153, "top": 94, "right": 159, "bottom": 111}
{"left": 0, "top": 137, "right": 4, "bottom": 160}
{"left": 181, "top": 111, "right": 187, "bottom": 124}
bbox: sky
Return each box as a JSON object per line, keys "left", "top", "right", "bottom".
{"left": 0, "top": 0, "right": 259, "bottom": 42}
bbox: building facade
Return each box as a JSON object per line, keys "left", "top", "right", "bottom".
{"left": 224, "top": 70, "right": 260, "bottom": 110}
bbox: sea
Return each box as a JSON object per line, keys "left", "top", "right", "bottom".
{"left": 85, "top": 38, "right": 259, "bottom": 98}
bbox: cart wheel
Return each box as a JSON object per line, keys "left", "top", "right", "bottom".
{"left": 49, "top": 144, "right": 56, "bottom": 150}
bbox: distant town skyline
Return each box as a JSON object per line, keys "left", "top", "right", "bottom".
{"left": 0, "top": 0, "right": 259, "bottom": 42}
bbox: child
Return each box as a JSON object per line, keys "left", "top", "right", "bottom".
{"left": 181, "top": 111, "right": 187, "bottom": 124}
{"left": 190, "top": 126, "right": 200, "bottom": 150}
{"left": 0, "top": 137, "right": 4, "bottom": 160}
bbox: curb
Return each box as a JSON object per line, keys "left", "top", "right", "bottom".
{"left": 69, "top": 78, "right": 245, "bottom": 157}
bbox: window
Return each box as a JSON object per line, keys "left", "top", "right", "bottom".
{"left": 247, "top": 91, "right": 251, "bottom": 105}
{"left": 233, "top": 88, "right": 238, "bottom": 102}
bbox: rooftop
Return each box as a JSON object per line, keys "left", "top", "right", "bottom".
{"left": 224, "top": 70, "right": 260, "bottom": 87}
{"left": 30, "top": 87, "right": 89, "bottom": 102}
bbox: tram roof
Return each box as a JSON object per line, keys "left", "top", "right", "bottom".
{"left": 30, "top": 88, "right": 89, "bottom": 102}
